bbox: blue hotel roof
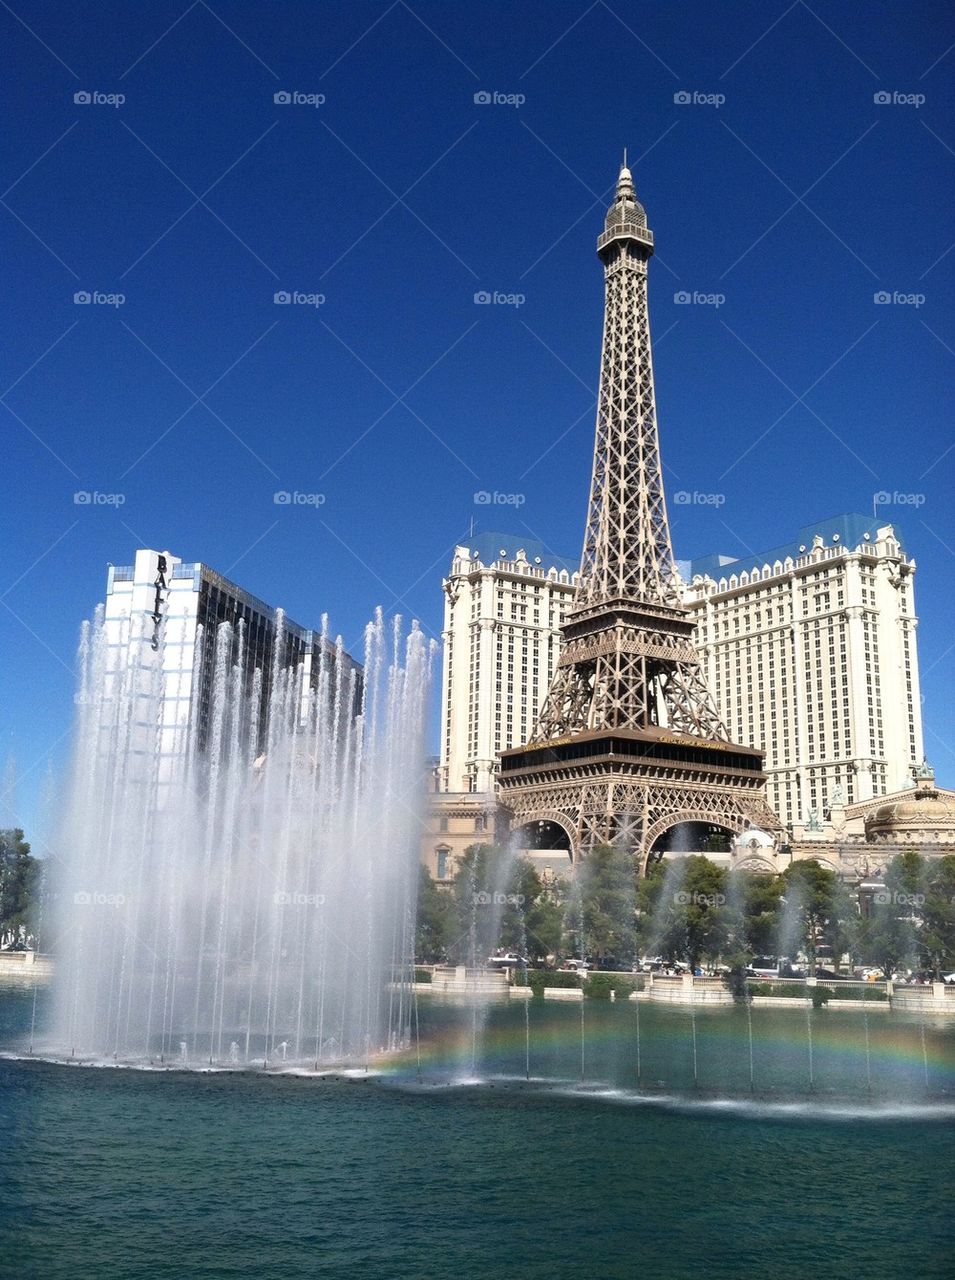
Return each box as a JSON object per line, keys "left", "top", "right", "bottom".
{"left": 464, "top": 515, "right": 902, "bottom": 583}
{"left": 681, "top": 513, "right": 903, "bottom": 581}
{"left": 462, "top": 531, "right": 579, "bottom": 576}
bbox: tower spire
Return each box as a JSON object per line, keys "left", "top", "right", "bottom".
{"left": 529, "top": 158, "right": 724, "bottom": 739}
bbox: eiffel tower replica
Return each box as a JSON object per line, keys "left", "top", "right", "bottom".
{"left": 498, "top": 158, "right": 779, "bottom": 869}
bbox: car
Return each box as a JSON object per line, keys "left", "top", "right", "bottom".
{"left": 558, "top": 959, "right": 590, "bottom": 972}
{"left": 943, "top": 973, "right": 955, "bottom": 985}
{"left": 486, "top": 952, "right": 527, "bottom": 969}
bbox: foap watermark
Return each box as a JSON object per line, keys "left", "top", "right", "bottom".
{"left": 473, "top": 891, "right": 525, "bottom": 907}
{"left": 274, "top": 290, "right": 325, "bottom": 307}
{"left": 874, "top": 290, "right": 925, "bottom": 307}
{"left": 273, "top": 891, "right": 326, "bottom": 906}
{"left": 874, "top": 90, "right": 925, "bottom": 108}
{"left": 873, "top": 490, "right": 925, "bottom": 507}
{"left": 74, "top": 491, "right": 126, "bottom": 506}
{"left": 473, "top": 90, "right": 525, "bottom": 108}
{"left": 674, "top": 891, "right": 726, "bottom": 907}
{"left": 674, "top": 90, "right": 725, "bottom": 108}
{"left": 74, "top": 890, "right": 127, "bottom": 906}
{"left": 873, "top": 890, "right": 925, "bottom": 907}
{"left": 675, "top": 290, "right": 725, "bottom": 308}
{"left": 74, "top": 290, "right": 125, "bottom": 307}
{"left": 74, "top": 90, "right": 125, "bottom": 108}
{"left": 274, "top": 490, "right": 325, "bottom": 507}
{"left": 673, "top": 490, "right": 725, "bottom": 507}
{"left": 274, "top": 90, "right": 325, "bottom": 107}
{"left": 474, "top": 290, "right": 525, "bottom": 307}
{"left": 474, "top": 490, "right": 525, "bottom": 507}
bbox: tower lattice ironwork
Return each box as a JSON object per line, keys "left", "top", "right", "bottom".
{"left": 498, "top": 159, "right": 779, "bottom": 868}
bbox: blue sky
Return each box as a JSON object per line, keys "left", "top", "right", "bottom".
{"left": 2, "top": 0, "right": 953, "bottom": 834}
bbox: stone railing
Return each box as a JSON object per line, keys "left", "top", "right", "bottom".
{"left": 0, "top": 950, "right": 54, "bottom": 979}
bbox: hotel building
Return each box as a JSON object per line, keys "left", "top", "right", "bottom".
{"left": 426, "top": 515, "right": 923, "bottom": 878}
{"left": 102, "top": 548, "right": 361, "bottom": 778}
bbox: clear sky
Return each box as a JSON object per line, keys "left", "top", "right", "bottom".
{"left": 2, "top": 0, "right": 953, "bottom": 836}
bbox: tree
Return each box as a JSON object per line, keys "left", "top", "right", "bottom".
{"left": 636, "top": 856, "right": 728, "bottom": 971}
{"left": 414, "top": 864, "right": 456, "bottom": 963}
{"left": 449, "top": 844, "right": 550, "bottom": 963}
{"left": 919, "top": 855, "right": 955, "bottom": 978}
{"left": 0, "top": 829, "right": 39, "bottom": 942}
{"left": 857, "top": 905, "right": 916, "bottom": 979}
{"left": 525, "top": 877, "right": 566, "bottom": 961}
{"left": 886, "top": 850, "right": 927, "bottom": 900}
{"left": 856, "top": 852, "right": 923, "bottom": 978}
{"left": 780, "top": 860, "right": 854, "bottom": 974}
{"left": 577, "top": 843, "right": 637, "bottom": 963}
{"left": 725, "top": 869, "right": 785, "bottom": 957}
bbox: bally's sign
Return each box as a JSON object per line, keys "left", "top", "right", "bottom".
{"left": 150, "top": 554, "right": 169, "bottom": 651}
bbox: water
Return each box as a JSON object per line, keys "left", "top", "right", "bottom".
{"left": 11, "top": 590, "right": 955, "bottom": 1274}
{"left": 43, "top": 606, "right": 432, "bottom": 1066}
{"left": 2, "top": 984, "right": 954, "bottom": 1279}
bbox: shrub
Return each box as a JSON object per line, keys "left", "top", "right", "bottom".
{"left": 748, "top": 981, "right": 808, "bottom": 999}
{"left": 823, "top": 984, "right": 887, "bottom": 1001}
{"left": 585, "top": 972, "right": 642, "bottom": 1000}
{"left": 519, "top": 970, "right": 644, "bottom": 999}
{"left": 522, "top": 970, "right": 586, "bottom": 998}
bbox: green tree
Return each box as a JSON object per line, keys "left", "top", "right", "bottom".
{"left": 780, "top": 860, "right": 854, "bottom": 974}
{"left": 636, "top": 856, "right": 728, "bottom": 971}
{"left": 0, "top": 829, "right": 39, "bottom": 940}
{"left": 525, "top": 877, "right": 566, "bottom": 961}
{"left": 578, "top": 844, "right": 638, "bottom": 963}
{"left": 856, "top": 852, "right": 924, "bottom": 978}
{"left": 724, "top": 870, "right": 785, "bottom": 957}
{"left": 886, "top": 850, "right": 927, "bottom": 900}
{"left": 857, "top": 905, "right": 916, "bottom": 979}
{"left": 449, "top": 844, "right": 549, "bottom": 962}
{"left": 919, "top": 855, "right": 955, "bottom": 977}
{"left": 718, "top": 870, "right": 784, "bottom": 997}
{"left": 414, "top": 864, "right": 456, "bottom": 963}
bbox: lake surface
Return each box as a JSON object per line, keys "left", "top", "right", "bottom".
{"left": 2, "top": 980, "right": 954, "bottom": 1279}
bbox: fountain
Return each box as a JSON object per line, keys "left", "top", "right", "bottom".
{"left": 46, "top": 604, "right": 433, "bottom": 1069}
{"left": 562, "top": 880, "right": 587, "bottom": 1082}
{"left": 35, "top": 602, "right": 953, "bottom": 1110}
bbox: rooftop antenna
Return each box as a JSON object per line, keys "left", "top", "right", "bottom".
{"left": 622, "top": 146, "right": 628, "bottom": 168}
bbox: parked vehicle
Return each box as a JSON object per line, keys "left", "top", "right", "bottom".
{"left": 486, "top": 952, "right": 527, "bottom": 969}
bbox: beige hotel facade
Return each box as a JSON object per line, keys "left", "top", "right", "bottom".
{"left": 425, "top": 516, "right": 923, "bottom": 881}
